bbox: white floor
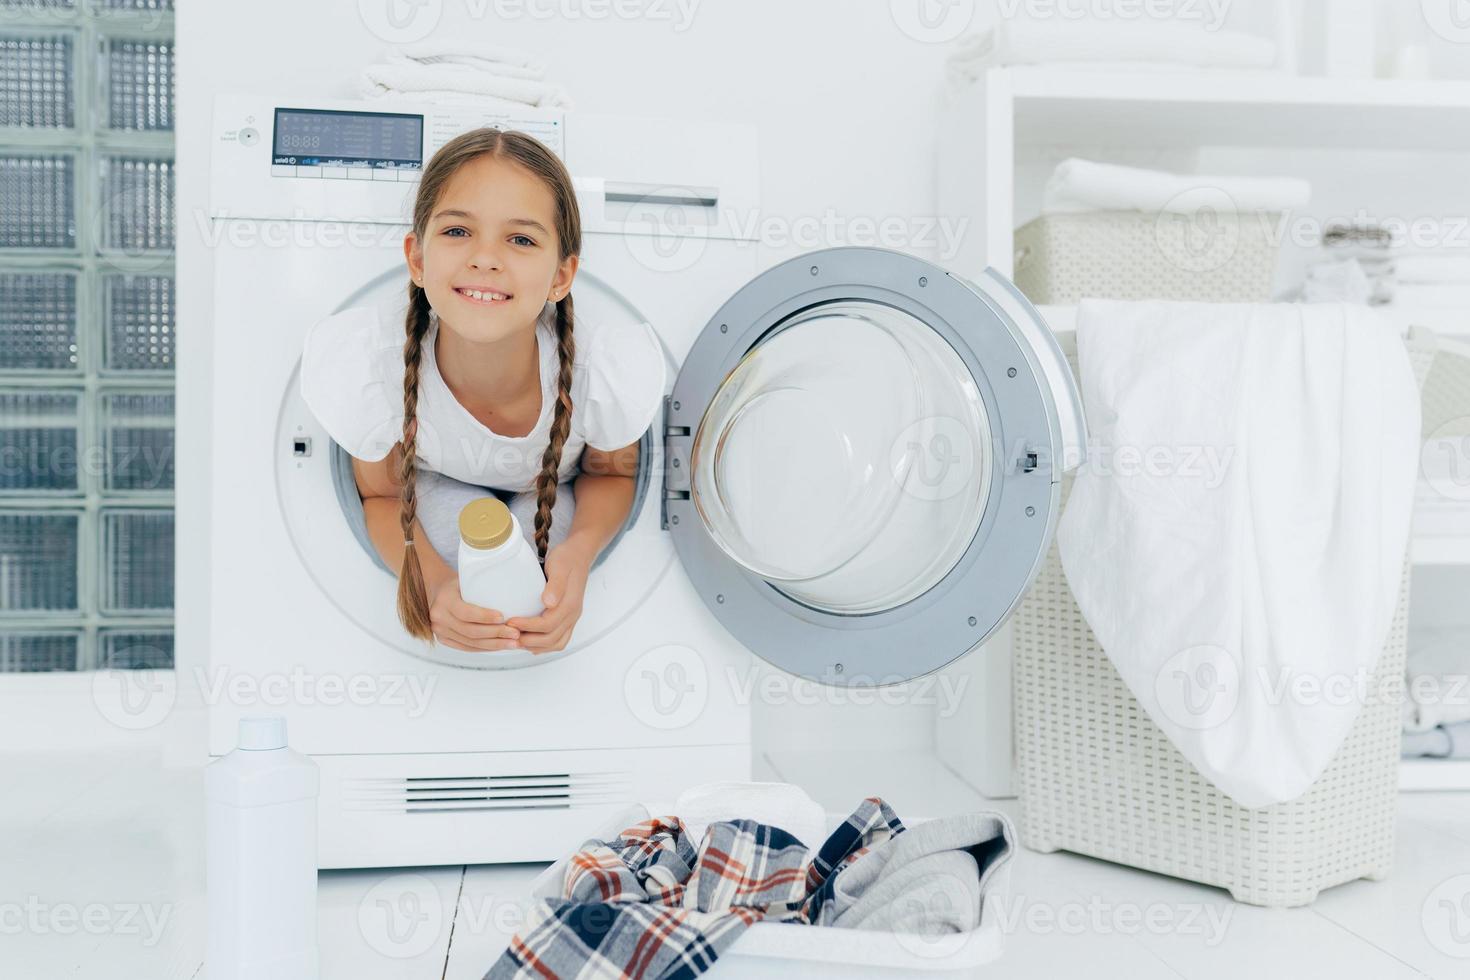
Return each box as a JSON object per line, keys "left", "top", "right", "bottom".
{"left": 4, "top": 738, "right": 1469, "bottom": 979}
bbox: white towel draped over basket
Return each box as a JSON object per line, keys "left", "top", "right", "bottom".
{"left": 1057, "top": 300, "right": 1422, "bottom": 808}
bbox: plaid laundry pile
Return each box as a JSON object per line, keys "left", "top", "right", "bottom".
{"left": 487, "top": 797, "right": 908, "bottom": 980}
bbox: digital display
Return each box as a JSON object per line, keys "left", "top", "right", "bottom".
{"left": 272, "top": 108, "right": 423, "bottom": 170}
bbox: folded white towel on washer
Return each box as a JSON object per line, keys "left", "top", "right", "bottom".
{"left": 946, "top": 21, "right": 1278, "bottom": 81}
{"left": 360, "top": 43, "right": 572, "bottom": 109}
{"left": 1058, "top": 300, "right": 1421, "bottom": 808}
{"left": 1042, "top": 158, "right": 1311, "bottom": 215}
{"left": 387, "top": 39, "right": 547, "bottom": 77}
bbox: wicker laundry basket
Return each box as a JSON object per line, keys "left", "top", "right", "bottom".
{"left": 1013, "top": 210, "right": 1283, "bottom": 305}
{"left": 1012, "top": 330, "right": 1438, "bottom": 908}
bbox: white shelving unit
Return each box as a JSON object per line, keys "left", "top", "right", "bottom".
{"left": 936, "top": 65, "right": 1470, "bottom": 798}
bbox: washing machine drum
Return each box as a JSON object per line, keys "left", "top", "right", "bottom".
{"left": 665, "top": 247, "right": 1085, "bottom": 686}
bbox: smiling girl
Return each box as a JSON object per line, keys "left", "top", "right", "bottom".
{"left": 300, "top": 129, "right": 664, "bottom": 655}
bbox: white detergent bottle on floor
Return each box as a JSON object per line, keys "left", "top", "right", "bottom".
{"left": 206, "top": 715, "right": 319, "bottom": 980}
{"left": 457, "top": 496, "right": 546, "bottom": 619}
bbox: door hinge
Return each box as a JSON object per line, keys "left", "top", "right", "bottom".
{"left": 662, "top": 395, "right": 691, "bottom": 530}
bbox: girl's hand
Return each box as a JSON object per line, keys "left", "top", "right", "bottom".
{"left": 506, "top": 541, "right": 594, "bottom": 654}
{"left": 428, "top": 574, "right": 522, "bottom": 653}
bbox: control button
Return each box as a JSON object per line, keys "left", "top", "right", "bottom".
{"left": 372, "top": 169, "right": 397, "bottom": 182}
{"left": 238, "top": 127, "right": 259, "bottom": 146}
{"left": 347, "top": 169, "right": 373, "bottom": 181}
{"left": 271, "top": 165, "right": 296, "bottom": 177}
{"left": 295, "top": 165, "right": 321, "bottom": 178}
{"left": 397, "top": 169, "right": 421, "bottom": 182}
{"left": 319, "top": 166, "right": 348, "bottom": 180}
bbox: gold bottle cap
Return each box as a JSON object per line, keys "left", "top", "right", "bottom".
{"left": 458, "top": 497, "right": 514, "bottom": 550}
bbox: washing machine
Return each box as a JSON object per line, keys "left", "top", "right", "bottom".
{"left": 200, "top": 95, "right": 1085, "bottom": 869}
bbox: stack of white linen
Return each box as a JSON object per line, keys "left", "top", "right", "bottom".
{"left": 360, "top": 40, "right": 572, "bottom": 110}
{"left": 1041, "top": 158, "right": 1311, "bottom": 216}
{"left": 1300, "top": 224, "right": 1398, "bottom": 305}
{"left": 946, "top": 20, "right": 1278, "bottom": 86}
{"left": 1390, "top": 252, "right": 1470, "bottom": 310}
{"left": 1403, "top": 629, "right": 1470, "bottom": 759}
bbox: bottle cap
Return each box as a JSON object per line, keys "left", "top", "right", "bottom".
{"left": 237, "top": 714, "right": 287, "bottom": 751}
{"left": 459, "top": 496, "right": 514, "bottom": 550}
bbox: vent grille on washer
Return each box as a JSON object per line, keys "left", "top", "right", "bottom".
{"left": 343, "top": 771, "right": 632, "bottom": 813}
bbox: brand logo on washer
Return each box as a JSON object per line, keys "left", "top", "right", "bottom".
{"left": 624, "top": 644, "right": 708, "bottom": 730}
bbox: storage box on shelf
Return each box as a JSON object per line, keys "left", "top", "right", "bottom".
{"left": 1012, "top": 209, "right": 1282, "bottom": 305}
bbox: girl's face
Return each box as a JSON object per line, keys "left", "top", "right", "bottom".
{"left": 404, "top": 154, "right": 577, "bottom": 344}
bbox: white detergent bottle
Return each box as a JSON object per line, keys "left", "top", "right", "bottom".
{"left": 206, "top": 715, "right": 319, "bottom": 980}
{"left": 457, "top": 496, "right": 546, "bottom": 619}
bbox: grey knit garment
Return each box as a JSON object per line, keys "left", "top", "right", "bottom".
{"left": 827, "top": 811, "right": 1013, "bottom": 935}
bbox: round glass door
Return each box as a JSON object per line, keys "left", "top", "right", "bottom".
{"left": 691, "top": 301, "right": 993, "bottom": 614}
{"left": 666, "top": 247, "right": 1085, "bottom": 686}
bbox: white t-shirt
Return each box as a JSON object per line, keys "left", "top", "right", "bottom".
{"left": 300, "top": 299, "right": 666, "bottom": 493}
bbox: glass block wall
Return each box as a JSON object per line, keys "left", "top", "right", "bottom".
{"left": 0, "top": 0, "right": 175, "bottom": 672}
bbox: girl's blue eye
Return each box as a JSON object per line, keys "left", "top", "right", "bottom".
{"left": 511, "top": 234, "right": 535, "bottom": 247}
{"left": 443, "top": 227, "right": 468, "bottom": 237}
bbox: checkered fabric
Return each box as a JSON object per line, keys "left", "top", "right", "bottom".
{"left": 487, "top": 797, "right": 906, "bottom": 980}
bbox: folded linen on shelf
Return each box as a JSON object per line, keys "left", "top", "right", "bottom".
{"left": 946, "top": 21, "right": 1278, "bottom": 81}
{"left": 1395, "top": 254, "right": 1470, "bottom": 285}
{"left": 1403, "top": 631, "right": 1470, "bottom": 733}
{"left": 1392, "top": 283, "right": 1470, "bottom": 309}
{"left": 1401, "top": 721, "right": 1470, "bottom": 759}
{"left": 1041, "top": 158, "right": 1311, "bottom": 215}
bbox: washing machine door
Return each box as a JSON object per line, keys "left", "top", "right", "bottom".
{"left": 664, "top": 246, "right": 1086, "bottom": 686}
